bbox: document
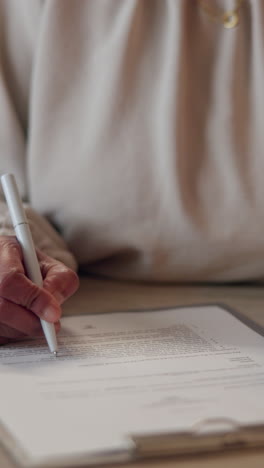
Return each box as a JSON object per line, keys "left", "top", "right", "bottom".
{"left": 0, "top": 305, "right": 264, "bottom": 467}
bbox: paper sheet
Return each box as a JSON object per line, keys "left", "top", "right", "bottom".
{"left": 0, "top": 305, "right": 263, "bottom": 464}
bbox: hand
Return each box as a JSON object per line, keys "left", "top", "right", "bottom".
{"left": 0, "top": 236, "right": 79, "bottom": 345}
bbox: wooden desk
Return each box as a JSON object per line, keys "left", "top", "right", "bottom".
{"left": 1, "top": 277, "right": 264, "bottom": 468}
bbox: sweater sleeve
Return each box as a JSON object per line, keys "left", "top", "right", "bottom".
{"left": 0, "top": 0, "right": 77, "bottom": 271}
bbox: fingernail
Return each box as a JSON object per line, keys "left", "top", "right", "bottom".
{"left": 43, "top": 306, "right": 59, "bottom": 321}
{"left": 53, "top": 292, "right": 64, "bottom": 305}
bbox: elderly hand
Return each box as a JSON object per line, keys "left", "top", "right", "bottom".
{"left": 0, "top": 236, "right": 79, "bottom": 345}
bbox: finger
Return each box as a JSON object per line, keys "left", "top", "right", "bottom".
{"left": 0, "top": 323, "right": 61, "bottom": 347}
{"left": 0, "top": 297, "right": 43, "bottom": 335}
{"left": 0, "top": 337, "right": 10, "bottom": 345}
{"left": 38, "top": 252, "right": 79, "bottom": 304}
{"left": 0, "top": 237, "right": 61, "bottom": 323}
{"left": 0, "top": 324, "right": 27, "bottom": 341}
{"left": 0, "top": 323, "right": 61, "bottom": 345}
{"left": 0, "top": 337, "right": 13, "bottom": 345}
{"left": 0, "top": 271, "right": 62, "bottom": 323}
{"left": 0, "top": 236, "right": 24, "bottom": 274}
{"left": 54, "top": 321, "right": 61, "bottom": 334}
{"left": 0, "top": 335, "right": 27, "bottom": 346}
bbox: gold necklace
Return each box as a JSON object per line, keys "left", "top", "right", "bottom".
{"left": 198, "top": 0, "right": 245, "bottom": 29}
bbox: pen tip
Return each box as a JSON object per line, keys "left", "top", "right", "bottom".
{"left": 53, "top": 351, "right": 58, "bottom": 357}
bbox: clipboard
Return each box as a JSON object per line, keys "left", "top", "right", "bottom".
{"left": 0, "top": 303, "right": 263, "bottom": 468}
{"left": 132, "top": 418, "right": 264, "bottom": 458}
{"left": 131, "top": 303, "right": 264, "bottom": 459}
{"left": 1, "top": 416, "right": 264, "bottom": 467}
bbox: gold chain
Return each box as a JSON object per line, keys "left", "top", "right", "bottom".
{"left": 198, "top": 0, "right": 245, "bottom": 28}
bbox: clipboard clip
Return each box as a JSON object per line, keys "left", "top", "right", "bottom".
{"left": 131, "top": 417, "right": 264, "bottom": 458}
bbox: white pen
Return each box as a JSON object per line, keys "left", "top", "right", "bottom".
{"left": 1, "top": 173, "right": 58, "bottom": 356}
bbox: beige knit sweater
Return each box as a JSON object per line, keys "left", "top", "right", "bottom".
{"left": 0, "top": 0, "right": 264, "bottom": 282}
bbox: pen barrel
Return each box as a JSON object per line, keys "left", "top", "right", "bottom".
{"left": 1, "top": 173, "right": 58, "bottom": 354}
{"left": 15, "top": 223, "right": 58, "bottom": 353}
{"left": 1, "top": 173, "right": 27, "bottom": 226}
{"left": 40, "top": 319, "right": 58, "bottom": 354}
{"left": 15, "top": 223, "right": 43, "bottom": 286}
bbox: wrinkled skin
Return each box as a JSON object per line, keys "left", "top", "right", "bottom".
{"left": 0, "top": 236, "right": 79, "bottom": 345}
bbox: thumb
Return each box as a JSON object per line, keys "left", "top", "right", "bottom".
{"left": 0, "top": 270, "right": 62, "bottom": 322}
